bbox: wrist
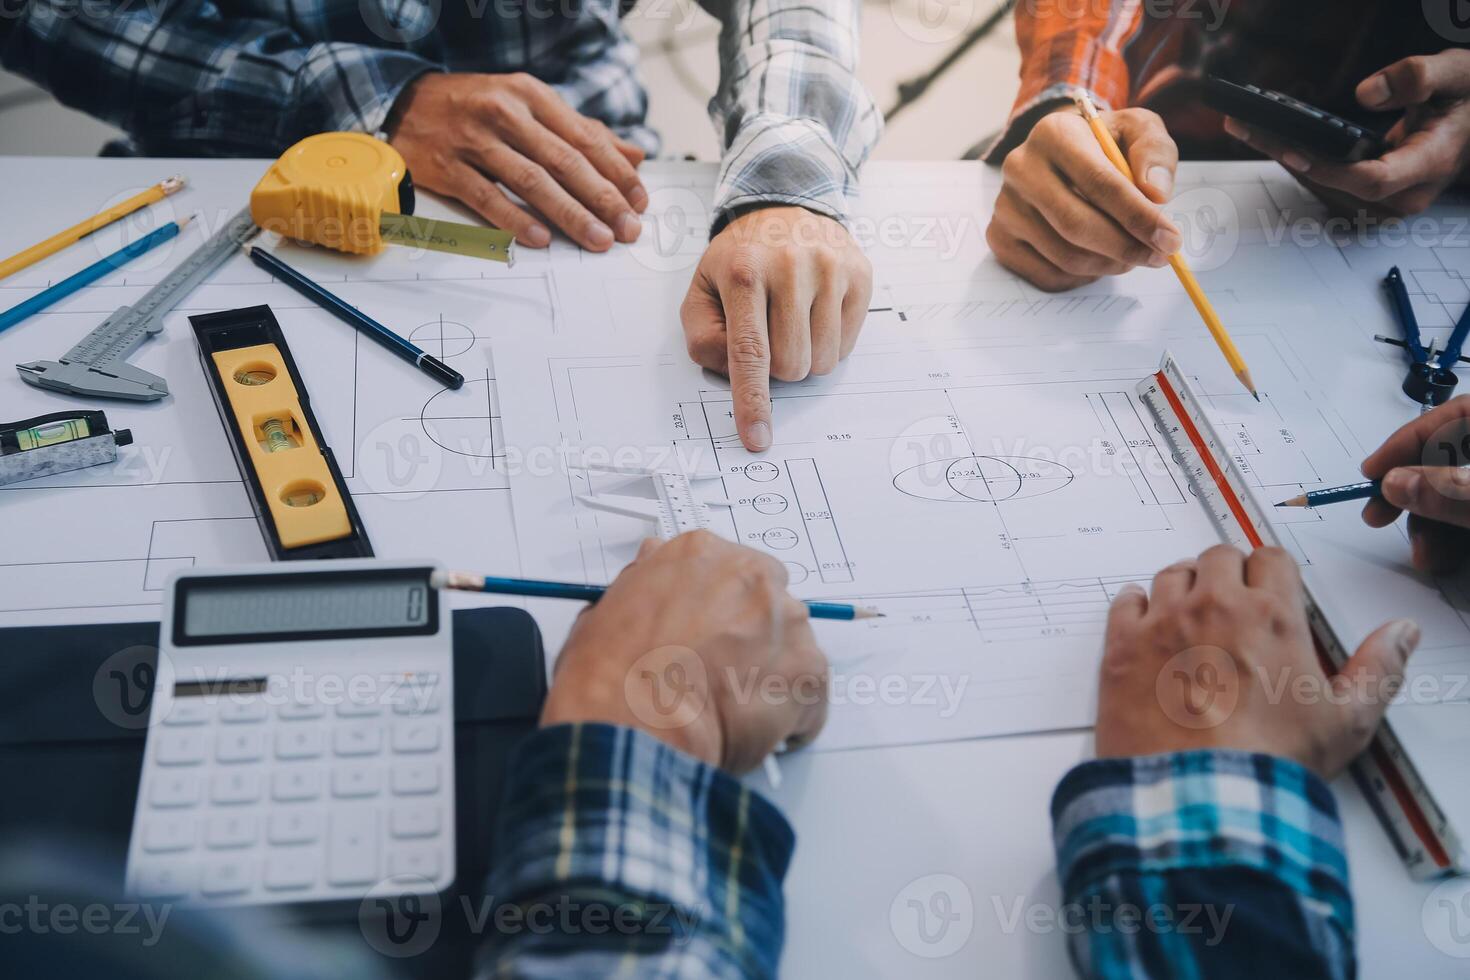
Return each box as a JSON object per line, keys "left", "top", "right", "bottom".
{"left": 541, "top": 647, "right": 724, "bottom": 766}
{"left": 383, "top": 71, "right": 441, "bottom": 141}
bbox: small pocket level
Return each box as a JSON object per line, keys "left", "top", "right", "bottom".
{"left": 190, "top": 305, "right": 372, "bottom": 560}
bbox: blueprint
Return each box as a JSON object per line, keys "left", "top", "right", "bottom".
{"left": 5, "top": 157, "right": 1469, "bottom": 731}
{"left": 494, "top": 286, "right": 1470, "bottom": 749}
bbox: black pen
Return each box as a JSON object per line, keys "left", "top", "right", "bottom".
{"left": 242, "top": 243, "right": 464, "bottom": 390}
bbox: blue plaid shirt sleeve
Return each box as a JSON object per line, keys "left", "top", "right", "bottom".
{"left": 697, "top": 0, "right": 884, "bottom": 229}
{"left": 0, "top": 1, "right": 435, "bottom": 155}
{"left": 1052, "top": 750, "right": 1355, "bottom": 979}
{"left": 476, "top": 722, "right": 794, "bottom": 980}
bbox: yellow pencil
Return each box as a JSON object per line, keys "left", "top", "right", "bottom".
{"left": 1074, "top": 94, "right": 1259, "bottom": 400}
{"left": 0, "top": 175, "right": 186, "bottom": 282}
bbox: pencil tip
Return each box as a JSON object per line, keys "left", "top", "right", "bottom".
{"left": 1252, "top": 391, "right": 1261, "bottom": 402}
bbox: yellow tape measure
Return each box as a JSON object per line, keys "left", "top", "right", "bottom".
{"left": 250, "top": 132, "right": 514, "bottom": 263}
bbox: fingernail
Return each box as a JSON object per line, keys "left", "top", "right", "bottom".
{"left": 747, "top": 421, "right": 772, "bottom": 451}
{"left": 1390, "top": 619, "right": 1421, "bottom": 660}
{"left": 629, "top": 185, "right": 649, "bottom": 211}
{"left": 1147, "top": 166, "right": 1174, "bottom": 199}
{"left": 1454, "top": 467, "right": 1470, "bottom": 487}
{"left": 1222, "top": 118, "right": 1248, "bottom": 140}
{"left": 1148, "top": 252, "right": 1170, "bottom": 268}
{"left": 615, "top": 212, "right": 642, "bottom": 242}
{"left": 1385, "top": 468, "right": 1420, "bottom": 504}
{"left": 1361, "top": 74, "right": 1392, "bottom": 108}
{"left": 522, "top": 223, "right": 551, "bottom": 248}
{"left": 586, "top": 221, "right": 614, "bottom": 249}
{"left": 1152, "top": 227, "right": 1182, "bottom": 254}
{"left": 1282, "top": 151, "right": 1311, "bottom": 173}
{"left": 1116, "top": 583, "right": 1146, "bottom": 599}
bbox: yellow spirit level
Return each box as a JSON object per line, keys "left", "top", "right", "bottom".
{"left": 190, "top": 305, "right": 372, "bottom": 561}
{"left": 250, "top": 132, "right": 514, "bottom": 263}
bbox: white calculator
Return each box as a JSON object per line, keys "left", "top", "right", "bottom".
{"left": 124, "top": 559, "right": 455, "bottom": 906}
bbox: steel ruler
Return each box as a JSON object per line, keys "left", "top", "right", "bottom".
{"left": 17, "top": 206, "right": 257, "bottom": 401}
{"left": 1138, "top": 351, "right": 1461, "bottom": 879}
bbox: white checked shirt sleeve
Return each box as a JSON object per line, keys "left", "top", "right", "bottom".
{"left": 697, "top": 0, "right": 883, "bottom": 229}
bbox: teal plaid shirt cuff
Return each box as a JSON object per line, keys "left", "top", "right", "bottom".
{"left": 477, "top": 723, "right": 794, "bottom": 979}
{"left": 1052, "top": 750, "right": 1354, "bottom": 978}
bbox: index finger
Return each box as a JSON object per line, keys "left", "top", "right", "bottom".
{"left": 1361, "top": 395, "right": 1470, "bottom": 477}
{"left": 722, "top": 276, "right": 773, "bottom": 452}
{"left": 1051, "top": 130, "right": 1181, "bottom": 251}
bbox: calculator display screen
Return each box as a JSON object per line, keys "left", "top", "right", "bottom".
{"left": 174, "top": 569, "right": 436, "bottom": 645}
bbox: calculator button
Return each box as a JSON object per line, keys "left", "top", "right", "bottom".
{"left": 201, "top": 858, "right": 251, "bottom": 897}
{"left": 390, "top": 763, "right": 440, "bottom": 796}
{"left": 211, "top": 769, "right": 263, "bottom": 805}
{"left": 332, "top": 765, "right": 381, "bottom": 799}
{"left": 389, "top": 847, "right": 441, "bottom": 879}
{"left": 390, "top": 805, "right": 441, "bottom": 839}
{"left": 133, "top": 862, "right": 194, "bottom": 898}
{"left": 275, "top": 727, "right": 324, "bottom": 759}
{"left": 160, "top": 699, "right": 210, "bottom": 726}
{"left": 154, "top": 730, "right": 208, "bottom": 766}
{"left": 327, "top": 810, "right": 379, "bottom": 886}
{"left": 268, "top": 809, "right": 323, "bottom": 845}
{"left": 142, "top": 815, "right": 195, "bottom": 853}
{"left": 206, "top": 812, "right": 258, "bottom": 849}
{"left": 149, "top": 772, "right": 202, "bottom": 808}
{"left": 219, "top": 699, "right": 268, "bottom": 724}
{"left": 392, "top": 721, "right": 440, "bottom": 754}
{"left": 279, "top": 700, "right": 325, "bottom": 720}
{"left": 272, "top": 768, "right": 323, "bottom": 802}
{"left": 336, "top": 699, "right": 383, "bottom": 717}
{"left": 264, "top": 849, "right": 317, "bottom": 891}
{"left": 333, "top": 724, "right": 383, "bottom": 757}
{"left": 216, "top": 729, "right": 265, "bottom": 763}
{"left": 393, "top": 678, "right": 443, "bottom": 715}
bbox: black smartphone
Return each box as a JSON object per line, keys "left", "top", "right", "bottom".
{"left": 1203, "top": 76, "right": 1388, "bottom": 163}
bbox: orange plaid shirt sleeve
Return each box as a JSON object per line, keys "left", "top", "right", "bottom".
{"left": 986, "top": 0, "right": 1147, "bottom": 160}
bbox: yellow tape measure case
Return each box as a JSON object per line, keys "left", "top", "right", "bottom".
{"left": 249, "top": 132, "right": 414, "bottom": 255}
{"left": 190, "top": 305, "right": 373, "bottom": 560}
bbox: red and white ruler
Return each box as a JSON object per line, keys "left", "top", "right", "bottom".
{"left": 1137, "top": 352, "right": 1462, "bottom": 879}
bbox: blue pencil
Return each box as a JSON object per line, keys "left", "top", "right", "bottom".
{"left": 1275, "top": 480, "right": 1382, "bottom": 508}
{"left": 0, "top": 217, "right": 189, "bottom": 335}
{"left": 242, "top": 243, "right": 463, "bottom": 390}
{"left": 431, "top": 571, "right": 884, "bottom": 620}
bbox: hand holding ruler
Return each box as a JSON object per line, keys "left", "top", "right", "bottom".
{"left": 16, "top": 206, "right": 258, "bottom": 401}
{"left": 1138, "top": 352, "right": 1462, "bottom": 879}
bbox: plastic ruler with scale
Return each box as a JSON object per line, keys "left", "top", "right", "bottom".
{"left": 1138, "top": 351, "right": 1462, "bottom": 879}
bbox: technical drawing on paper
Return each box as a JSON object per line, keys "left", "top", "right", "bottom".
{"left": 495, "top": 300, "right": 1402, "bottom": 748}
{"left": 0, "top": 252, "right": 550, "bottom": 627}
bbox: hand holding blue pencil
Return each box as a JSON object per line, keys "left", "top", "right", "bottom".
{"left": 432, "top": 570, "right": 883, "bottom": 620}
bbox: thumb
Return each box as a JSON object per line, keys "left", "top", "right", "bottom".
{"left": 635, "top": 537, "right": 665, "bottom": 562}
{"left": 1326, "top": 618, "right": 1420, "bottom": 771}
{"left": 1359, "top": 51, "right": 1470, "bottom": 110}
{"left": 1114, "top": 110, "right": 1179, "bottom": 204}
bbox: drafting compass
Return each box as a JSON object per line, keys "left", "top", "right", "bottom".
{"left": 1377, "top": 266, "right": 1467, "bottom": 412}
{"left": 572, "top": 458, "right": 731, "bottom": 540}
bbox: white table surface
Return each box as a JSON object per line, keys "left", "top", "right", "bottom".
{"left": 1, "top": 154, "right": 1466, "bottom": 977}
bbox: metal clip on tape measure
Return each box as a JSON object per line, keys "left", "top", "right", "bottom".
{"left": 250, "top": 132, "right": 515, "bottom": 264}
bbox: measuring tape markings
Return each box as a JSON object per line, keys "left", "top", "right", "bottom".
{"left": 1140, "top": 354, "right": 1459, "bottom": 877}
